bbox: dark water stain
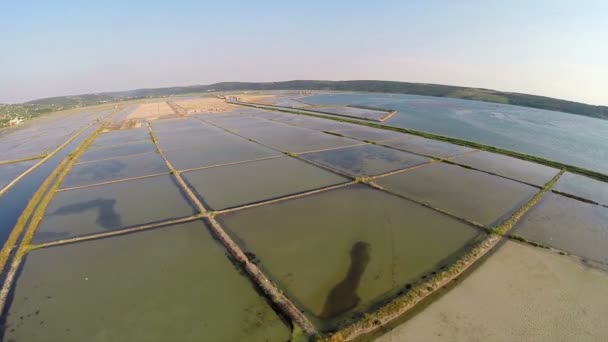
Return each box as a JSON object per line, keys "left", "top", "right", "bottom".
{"left": 320, "top": 241, "right": 371, "bottom": 319}
{"left": 72, "top": 159, "right": 127, "bottom": 181}
{"left": 51, "top": 198, "right": 122, "bottom": 229}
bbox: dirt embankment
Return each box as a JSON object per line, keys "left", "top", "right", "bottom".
{"left": 235, "top": 94, "right": 278, "bottom": 104}
{"left": 127, "top": 102, "right": 176, "bottom": 120}
{"left": 173, "top": 98, "right": 238, "bottom": 114}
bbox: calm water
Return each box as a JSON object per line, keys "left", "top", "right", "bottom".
{"left": 303, "top": 93, "right": 608, "bottom": 174}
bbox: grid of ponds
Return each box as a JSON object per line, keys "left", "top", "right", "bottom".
{"left": 3, "top": 107, "right": 608, "bottom": 340}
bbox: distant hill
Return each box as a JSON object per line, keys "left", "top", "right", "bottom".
{"left": 3, "top": 80, "right": 606, "bottom": 125}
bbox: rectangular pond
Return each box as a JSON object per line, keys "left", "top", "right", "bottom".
{"left": 378, "top": 136, "right": 476, "bottom": 159}
{"left": 78, "top": 140, "right": 156, "bottom": 163}
{"left": 300, "top": 144, "right": 430, "bottom": 177}
{"left": 218, "top": 184, "right": 485, "bottom": 331}
{"left": 182, "top": 156, "right": 348, "bottom": 210}
{"left": 33, "top": 174, "right": 196, "bottom": 243}
{"left": 4, "top": 220, "right": 290, "bottom": 342}
{"left": 452, "top": 151, "right": 559, "bottom": 187}
{"left": 513, "top": 192, "right": 608, "bottom": 266}
{"left": 60, "top": 152, "right": 168, "bottom": 189}
{"left": 237, "top": 126, "right": 361, "bottom": 153}
{"left": 163, "top": 137, "right": 281, "bottom": 171}
{"left": 91, "top": 128, "right": 151, "bottom": 148}
{"left": 155, "top": 129, "right": 233, "bottom": 152}
{"left": 375, "top": 162, "right": 539, "bottom": 226}
{"left": 553, "top": 172, "right": 608, "bottom": 206}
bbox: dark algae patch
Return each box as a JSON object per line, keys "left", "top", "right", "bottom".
{"left": 50, "top": 198, "right": 121, "bottom": 229}
{"left": 321, "top": 241, "right": 371, "bottom": 319}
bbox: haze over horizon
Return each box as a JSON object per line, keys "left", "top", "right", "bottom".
{"left": 1, "top": 1, "right": 606, "bottom": 106}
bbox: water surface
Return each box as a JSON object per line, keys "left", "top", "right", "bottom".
{"left": 33, "top": 174, "right": 196, "bottom": 243}
{"left": 4, "top": 220, "right": 290, "bottom": 341}
{"left": 304, "top": 93, "right": 608, "bottom": 174}
{"left": 183, "top": 156, "right": 347, "bottom": 210}
{"left": 219, "top": 185, "right": 483, "bottom": 331}
{"left": 376, "top": 162, "right": 538, "bottom": 226}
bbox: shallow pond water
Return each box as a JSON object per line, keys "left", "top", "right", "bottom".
{"left": 218, "top": 184, "right": 484, "bottom": 331}
{"left": 91, "top": 128, "right": 151, "bottom": 148}
{"left": 375, "top": 162, "right": 538, "bottom": 226}
{"left": 452, "top": 151, "right": 559, "bottom": 186}
{"left": 301, "top": 144, "right": 430, "bottom": 177}
{"left": 162, "top": 137, "right": 281, "bottom": 171}
{"left": 182, "top": 156, "right": 348, "bottom": 210}
{"left": 378, "top": 136, "right": 475, "bottom": 159}
{"left": 78, "top": 140, "right": 156, "bottom": 163}
{"left": 0, "top": 160, "right": 38, "bottom": 190}
{"left": 4, "top": 220, "right": 291, "bottom": 342}
{"left": 33, "top": 174, "right": 196, "bottom": 243}
{"left": 268, "top": 114, "right": 358, "bottom": 131}
{"left": 60, "top": 152, "right": 168, "bottom": 189}
{"left": 553, "top": 172, "right": 608, "bottom": 206}
{"left": 513, "top": 192, "right": 608, "bottom": 265}
{"left": 237, "top": 126, "right": 360, "bottom": 153}
{"left": 330, "top": 126, "right": 411, "bottom": 142}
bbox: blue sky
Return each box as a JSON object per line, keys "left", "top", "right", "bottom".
{"left": 1, "top": 0, "right": 607, "bottom": 104}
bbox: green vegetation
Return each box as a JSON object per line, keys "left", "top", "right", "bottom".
{"left": 491, "top": 170, "right": 564, "bottom": 236}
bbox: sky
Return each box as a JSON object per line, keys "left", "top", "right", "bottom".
{"left": 1, "top": 0, "right": 607, "bottom": 105}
